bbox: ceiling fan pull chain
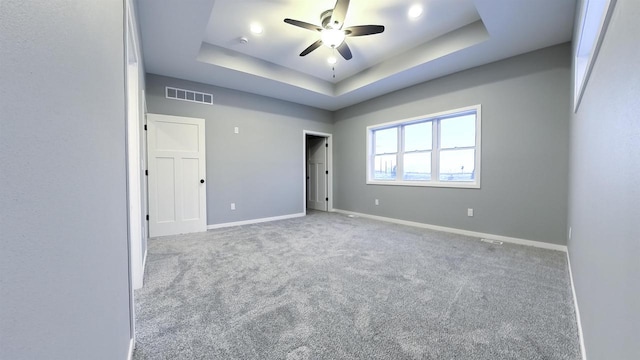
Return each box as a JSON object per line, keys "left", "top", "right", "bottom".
{"left": 332, "top": 49, "right": 337, "bottom": 78}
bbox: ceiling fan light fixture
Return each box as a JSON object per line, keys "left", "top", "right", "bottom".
{"left": 321, "top": 29, "right": 345, "bottom": 48}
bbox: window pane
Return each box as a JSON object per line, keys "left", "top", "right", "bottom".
{"left": 440, "top": 114, "right": 475, "bottom": 149}
{"left": 403, "top": 152, "right": 431, "bottom": 180}
{"left": 404, "top": 122, "right": 431, "bottom": 151}
{"left": 439, "top": 149, "right": 475, "bottom": 181}
{"left": 374, "top": 128, "right": 397, "bottom": 154}
{"left": 374, "top": 154, "right": 397, "bottom": 180}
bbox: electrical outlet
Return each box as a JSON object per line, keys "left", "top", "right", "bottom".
{"left": 230, "top": 203, "right": 236, "bottom": 210}
{"left": 375, "top": 199, "right": 379, "bottom": 206}
{"left": 234, "top": 127, "right": 239, "bottom": 134}
{"left": 467, "top": 208, "right": 474, "bottom": 217}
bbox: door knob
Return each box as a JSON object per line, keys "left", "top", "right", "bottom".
{"left": 200, "top": 179, "right": 205, "bottom": 184}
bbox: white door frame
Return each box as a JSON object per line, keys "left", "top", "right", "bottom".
{"left": 126, "top": 15, "right": 144, "bottom": 291}
{"left": 140, "top": 90, "right": 148, "bottom": 272}
{"left": 124, "top": 0, "right": 142, "bottom": 353}
{"left": 303, "top": 130, "right": 333, "bottom": 214}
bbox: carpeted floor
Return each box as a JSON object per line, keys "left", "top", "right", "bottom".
{"left": 133, "top": 211, "right": 580, "bottom": 360}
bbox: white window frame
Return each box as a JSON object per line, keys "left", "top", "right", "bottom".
{"left": 574, "top": 0, "right": 617, "bottom": 112}
{"left": 366, "top": 105, "right": 481, "bottom": 189}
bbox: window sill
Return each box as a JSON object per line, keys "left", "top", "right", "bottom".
{"left": 366, "top": 180, "right": 480, "bottom": 189}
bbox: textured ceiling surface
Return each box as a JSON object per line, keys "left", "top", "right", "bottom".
{"left": 137, "top": 0, "right": 576, "bottom": 110}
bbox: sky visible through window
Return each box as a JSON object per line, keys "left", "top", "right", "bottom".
{"left": 374, "top": 114, "right": 476, "bottom": 181}
{"left": 439, "top": 115, "right": 475, "bottom": 181}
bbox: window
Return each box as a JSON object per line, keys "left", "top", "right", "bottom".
{"left": 367, "top": 105, "right": 481, "bottom": 188}
{"left": 574, "top": 0, "right": 617, "bottom": 111}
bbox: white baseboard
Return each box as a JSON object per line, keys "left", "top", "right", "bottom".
{"left": 207, "top": 212, "right": 306, "bottom": 230}
{"left": 127, "top": 337, "right": 134, "bottom": 360}
{"left": 566, "top": 253, "right": 588, "bottom": 360}
{"left": 331, "top": 209, "right": 568, "bottom": 252}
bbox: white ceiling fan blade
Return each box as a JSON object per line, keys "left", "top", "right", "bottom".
{"left": 330, "top": 0, "right": 350, "bottom": 29}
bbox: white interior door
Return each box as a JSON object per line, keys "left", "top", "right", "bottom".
{"left": 307, "top": 136, "right": 328, "bottom": 211}
{"left": 147, "top": 114, "right": 207, "bottom": 237}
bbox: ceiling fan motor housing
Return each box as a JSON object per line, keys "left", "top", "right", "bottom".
{"left": 321, "top": 10, "right": 339, "bottom": 29}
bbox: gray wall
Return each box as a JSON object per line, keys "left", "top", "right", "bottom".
{"left": 145, "top": 74, "right": 333, "bottom": 225}
{"left": 568, "top": 0, "right": 640, "bottom": 358}
{"left": 0, "top": 1, "right": 132, "bottom": 359}
{"left": 334, "top": 44, "right": 571, "bottom": 245}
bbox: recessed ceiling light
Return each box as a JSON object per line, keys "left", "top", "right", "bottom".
{"left": 250, "top": 23, "right": 263, "bottom": 35}
{"left": 408, "top": 4, "right": 423, "bottom": 19}
{"left": 327, "top": 56, "right": 337, "bottom": 65}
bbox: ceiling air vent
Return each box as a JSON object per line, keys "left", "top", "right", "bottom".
{"left": 165, "top": 86, "right": 213, "bottom": 105}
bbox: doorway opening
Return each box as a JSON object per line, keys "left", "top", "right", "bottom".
{"left": 303, "top": 131, "right": 333, "bottom": 213}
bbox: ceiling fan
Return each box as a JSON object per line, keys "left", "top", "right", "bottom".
{"left": 283, "top": 0, "right": 385, "bottom": 60}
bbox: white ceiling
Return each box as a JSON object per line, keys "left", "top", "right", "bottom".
{"left": 137, "top": 0, "right": 576, "bottom": 111}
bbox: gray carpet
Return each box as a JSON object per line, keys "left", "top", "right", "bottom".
{"left": 133, "top": 211, "right": 580, "bottom": 360}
